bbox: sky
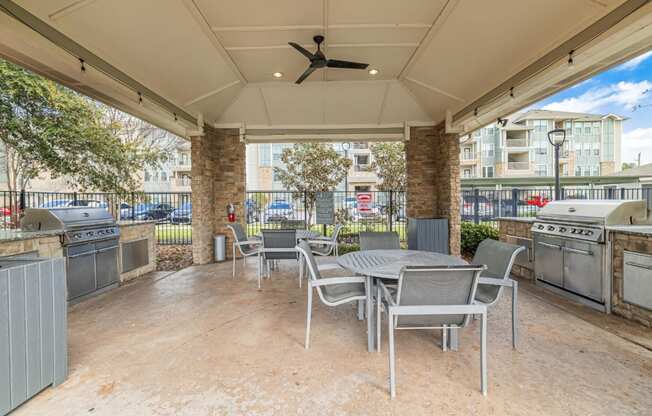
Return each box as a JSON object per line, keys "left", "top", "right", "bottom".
{"left": 532, "top": 50, "right": 652, "bottom": 165}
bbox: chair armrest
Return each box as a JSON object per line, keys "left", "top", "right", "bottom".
{"left": 479, "top": 277, "right": 516, "bottom": 287}
{"left": 388, "top": 304, "right": 487, "bottom": 316}
{"left": 378, "top": 281, "right": 397, "bottom": 307}
{"left": 259, "top": 248, "right": 297, "bottom": 253}
{"left": 236, "top": 239, "right": 262, "bottom": 247}
{"left": 307, "top": 239, "right": 335, "bottom": 246}
{"left": 310, "top": 276, "right": 366, "bottom": 287}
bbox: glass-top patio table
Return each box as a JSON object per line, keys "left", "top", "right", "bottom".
{"left": 257, "top": 230, "right": 320, "bottom": 240}
{"left": 337, "top": 249, "right": 468, "bottom": 352}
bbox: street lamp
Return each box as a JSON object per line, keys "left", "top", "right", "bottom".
{"left": 547, "top": 128, "right": 567, "bottom": 200}
{"left": 341, "top": 142, "right": 351, "bottom": 193}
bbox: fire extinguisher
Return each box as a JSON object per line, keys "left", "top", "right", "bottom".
{"left": 227, "top": 203, "right": 236, "bottom": 222}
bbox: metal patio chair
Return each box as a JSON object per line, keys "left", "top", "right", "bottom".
{"left": 227, "top": 223, "right": 262, "bottom": 279}
{"left": 308, "top": 224, "right": 343, "bottom": 257}
{"left": 296, "top": 240, "right": 368, "bottom": 349}
{"left": 377, "top": 264, "right": 488, "bottom": 398}
{"left": 259, "top": 229, "right": 299, "bottom": 288}
{"left": 360, "top": 231, "right": 400, "bottom": 251}
{"left": 472, "top": 239, "right": 525, "bottom": 348}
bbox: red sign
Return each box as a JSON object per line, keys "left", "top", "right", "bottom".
{"left": 356, "top": 192, "right": 373, "bottom": 212}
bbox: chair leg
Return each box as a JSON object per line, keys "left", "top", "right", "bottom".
{"left": 376, "top": 286, "right": 382, "bottom": 353}
{"left": 480, "top": 312, "right": 488, "bottom": 396}
{"left": 388, "top": 311, "right": 396, "bottom": 399}
{"left": 298, "top": 257, "right": 302, "bottom": 288}
{"left": 442, "top": 325, "right": 447, "bottom": 352}
{"left": 512, "top": 280, "right": 518, "bottom": 349}
{"left": 257, "top": 254, "right": 262, "bottom": 289}
{"left": 357, "top": 299, "right": 364, "bottom": 321}
{"left": 305, "top": 286, "right": 313, "bottom": 349}
{"left": 232, "top": 243, "right": 236, "bottom": 278}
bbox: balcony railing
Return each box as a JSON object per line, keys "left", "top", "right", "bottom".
{"left": 505, "top": 139, "right": 528, "bottom": 147}
{"left": 508, "top": 162, "right": 529, "bottom": 170}
{"left": 461, "top": 152, "right": 478, "bottom": 161}
{"left": 354, "top": 164, "right": 372, "bottom": 172}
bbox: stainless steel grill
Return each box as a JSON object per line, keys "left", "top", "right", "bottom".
{"left": 20, "top": 207, "right": 120, "bottom": 302}
{"left": 531, "top": 200, "right": 649, "bottom": 312}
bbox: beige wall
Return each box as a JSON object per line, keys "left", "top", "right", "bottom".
{"left": 118, "top": 222, "right": 156, "bottom": 282}
{"left": 406, "top": 124, "right": 461, "bottom": 256}
{"left": 0, "top": 235, "right": 63, "bottom": 258}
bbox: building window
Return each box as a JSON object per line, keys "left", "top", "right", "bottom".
{"left": 483, "top": 143, "right": 494, "bottom": 157}
{"left": 535, "top": 147, "right": 547, "bottom": 155}
{"left": 482, "top": 166, "right": 494, "bottom": 178}
{"left": 533, "top": 120, "right": 547, "bottom": 132}
{"left": 144, "top": 171, "right": 151, "bottom": 182}
{"left": 575, "top": 123, "right": 582, "bottom": 136}
{"left": 355, "top": 155, "right": 369, "bottom": 166}
{"left": 593, "top": 148, "right": 600, "bottom": 156}
{"left": 473, "top": 130, "right": 481, "bottom": 138}
{"left": 463, "top": 169, "right": 472, "bottom": 178}
{"left": 180, "top": 153, "right": 189, "bottom": 165}
{"left": 535, "top": 165, "right": 547, "bottom": 176}
{"left": 160, "top": 171, "right": 168, "bottom": 181}
{"left": 259, "top": 144, "right": 271, "bottom": 167}
{"left": 575, "top": 166, "right": 582, "bottom": 176}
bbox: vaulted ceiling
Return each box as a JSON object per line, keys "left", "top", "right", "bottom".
{"left": 1, "top": 0, "right": 651, "bottom": 138}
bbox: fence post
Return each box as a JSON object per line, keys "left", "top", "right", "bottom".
{"left": 131, "top": 192, "right": 136, "bottom": 221}
{"left": 620, "top": 188, "right": 625, "bottom": 200}
{"left": 388, "top": 190, "right": 394, "bottom": 232}
{"left": 511, "top": 188, "right": 518, "bottom": 218}
{"left": 473, "top": 188, "right": 480, "bottom": 224}
{"left": 303, "top": 190, "right": 308, "bottom": 231}
{"left": 19, "top": 189, "right": 25, "bottom": 212}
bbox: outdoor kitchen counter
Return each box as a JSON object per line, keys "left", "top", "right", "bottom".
{"left": 496, "top": 216, "right": 536, "bottom": 223}
{"left": 116, "top": 219, "right": 158, "bottom": 227}
{"left": 117, "top": 220, "right": 157, "bottom": 282}
{"left": 606, "top": 225, "right": 652, "bottom": 237}
{"left": 0, "top": 229, "right": 63, "bottom": 258}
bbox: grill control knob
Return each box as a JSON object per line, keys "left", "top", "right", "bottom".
{"left": 576, "top": 229, "right": 584, "bottom": 235}
{"left": 547, "top": 226, "right": 555, "bottom": 231}
{"left": 586, "top": 230, "right": 593, "bottom": 236}
{"left": 537, "top": 225, "right": 544, "bottom": 230}
{"left": 570, "top": 228, "right": 577, "bottom": 233}
{"left": 559, "top": 227, "right": 567, "bottom": 232}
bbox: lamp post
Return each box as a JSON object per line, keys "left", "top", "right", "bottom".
{"left": 342, "top": 142, "right": 351, "bottom": 193}
{"left": 547, "top": 128, "right": 567, "bottom": 200}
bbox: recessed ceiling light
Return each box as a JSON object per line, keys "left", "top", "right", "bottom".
{"left": 368, "top": 69, "right": 379, "bottom": 75}
{"left": 273, "top": 72, "right": 283, "bottom": 78}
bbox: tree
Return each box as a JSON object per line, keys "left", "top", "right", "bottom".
{"left": 0, "top": 59, "right": 169, "bottom": 196}
{"left": 371, "top": 142, "right": 406, "bottom": 191}
{"left": 273, "top": 143, "right": 351, "bottom": 225}
{"left": 622, "top": 162, "right": 637, "bottom": 171}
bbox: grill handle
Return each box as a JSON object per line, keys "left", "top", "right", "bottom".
{"left": 562, "top": 246, "right": 593, "bottom": 256}
{"left": 97, "top": 245, "right": 119, "bottom": 253}
{"left": 68, "top": 250, "right": 96, "bottom": 259}
{"left": 537, "top": 241, "right": 561, "bottom": 250}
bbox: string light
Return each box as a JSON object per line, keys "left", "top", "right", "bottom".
{"left": 138, "top": 92, "right": 143, "bottom": 105}
{"left": 173, "top": 113, "right": 178, "bottom": 122}
{"left": 567, "top": 50, "right": 575, "bottom": 68}
{"left": 79, "top": 58, "right": 86, "bottom": 72}
{"left": 474, "top": 108, "right": 478, "bottom": 117}
{"left": 509, "top": 87, "right": 515, "bottom": 99}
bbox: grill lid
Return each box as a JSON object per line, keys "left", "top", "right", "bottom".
{"left": 536, "top": 200, "right": 649, "bottom": 226}
{"left": 20, "top": 207, "right": 115, "bottom": 231}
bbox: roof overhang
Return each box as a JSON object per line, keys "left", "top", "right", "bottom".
{"left": 0, "top": 0, "right": 651, "bottom": 139}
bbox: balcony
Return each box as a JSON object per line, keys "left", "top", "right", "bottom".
{"left": 508, "top": 162, "right": 530, "bottom": 170}
{"left": 354, "top": 164, "right": 372, "bottom": 172}
{"left": 505, "top": 138, "right": 528, "bottom": 148}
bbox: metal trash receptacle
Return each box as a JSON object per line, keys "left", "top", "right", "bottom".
{"left": 214, "top": 234, "right": 226, "bottom": 262}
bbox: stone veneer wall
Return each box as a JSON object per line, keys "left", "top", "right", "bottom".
{"left": 119, "top": 222, "right": 156, "bottom": 283}
{"left": 498, "top": 220, "right": 534, "bottom": 280}
{"left": 191, "top": 127, "right": 246, "bottom": 264}
{"left": 406, "top": 124, "right": 461, "bottom": 255}
{"left": 0, "top": 236, "right": 63, "bottom": 258}
{"left": 611, "top": 231, "right": 652, "bottom": 327}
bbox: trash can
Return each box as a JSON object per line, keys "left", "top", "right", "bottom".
{"left": 214, "top": 234, "right": 226, "bottom": 262}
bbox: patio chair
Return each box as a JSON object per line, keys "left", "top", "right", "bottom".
{"left": 227, "top": 223, "right": 262, "bottom": 279}
{"left": 308, "top": 224, "right": 343, "bottom": 257}
{"left": 260, "top": 229, "right": 299, "bottom": 288}
{"left": 472, "top": 239, "right": 525, "bottom": 348}
{"left": 360, "top": 231, "right": 400, "bottom": 251}
{"left": 296, "top": 240, "right": 368, "bottom": 349}
{"left": 377, "top": 265, "right": 488, "bottom": 398}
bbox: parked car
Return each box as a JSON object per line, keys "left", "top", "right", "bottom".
{"left": 38, "top": 199, "right": 103, "bottom": 208}
{"left": 245, "top": 199, "right": 260, "bottom": 223}
{"left": 264, "top": 199, "right": 294, "bottom": 223}
{"left": 351, "top": 203, "right": 382, "bottom": 221}
{"left": 170, "top": 203, "right": 192, "bottom": 224}
{"left": 123, "top": 203, "right": 174, "bottom": 221}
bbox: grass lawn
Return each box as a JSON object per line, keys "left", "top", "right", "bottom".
{"left": 156, "top": 223, "right": 192, "bottom": 243}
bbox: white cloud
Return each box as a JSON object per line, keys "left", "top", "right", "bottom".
{"left": 616, "top": 50, "right": 652, "bottom": 71}
{"left": 542, "top": 81, "right": 651, "bottom": 113}
{"left": 622, "top": 128, "right": 652, "bottom": 164}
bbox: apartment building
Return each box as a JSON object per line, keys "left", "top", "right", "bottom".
{"left": 246, "top": 142, "right": 379, "bottom": 191}
{"left": 143, "top": 139, "right": 191, "bottom": 192}
{"left": 460, "top": 109, "right": 624, "bottom": 179}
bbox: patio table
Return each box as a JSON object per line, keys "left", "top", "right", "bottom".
{"left": 337, "top": 249, "right": 467, "bottom": 352}
{"left": 257, "top": 230, "right": 320, "bottom": 240}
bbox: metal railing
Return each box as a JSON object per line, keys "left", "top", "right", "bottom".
{"left": 0, "top": 191, "right": 192, "bottom": 245}
{"left": 505, "top": 138, "right": 528, "bottom": 147}
{"left": 245, "top": 190, "right": 406, "bottom": 243}
{"left": 508, "top": 161, "right": 530, "bottom": 170}
{"left": 460, "top": 187, "right": 652, "bottom": 227}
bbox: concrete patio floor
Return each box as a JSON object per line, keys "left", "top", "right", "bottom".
{"left": 13, "top": 257, "right": 652, "bottom": 416}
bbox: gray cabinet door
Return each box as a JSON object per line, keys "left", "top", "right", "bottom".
{"left": 534, "top": 236, "right": 563, "bottom": 287}
{"left": 95, "top": 244, "right": 119, "bottom": 289}
{"left": 66, "top": 249, "right": 96, "bottom": 300}
{"left": 563, "top": 240, "right": 603, "bottom": 302}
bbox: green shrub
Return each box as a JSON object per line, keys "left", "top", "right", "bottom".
{"left": 460, "top": 221, "right": 499, "bottom": 255}
{"left": 337, "top": 243, "right": 360, "bottom": 255}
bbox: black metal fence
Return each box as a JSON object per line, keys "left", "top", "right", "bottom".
{"left": 244, "top": 190, "right": 406, "bottom": 243}
{"left": 0, "top": 190, "right": 192, "bottom": 245}
{"left": 461, "top": 187, "right": 652, "bottom": 226}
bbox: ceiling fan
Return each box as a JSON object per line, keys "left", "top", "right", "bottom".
{"left": 288, "top": 35, "right": 369, "bottom": 84}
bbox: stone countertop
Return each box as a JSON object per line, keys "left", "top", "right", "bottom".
{"left": 0, "top": 229, "right": 63, "bottom": 242}
{"left": 607, "top": 225, "right": 652, "bottom": 237}
{"left": 496, "top": 217, "right": 536, "bottom": 223}
{"left": 117, "top": 220, "right": 158, "bottom": 227}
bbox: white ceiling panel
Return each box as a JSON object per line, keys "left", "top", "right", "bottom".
{"left": 327, "top": 27, "right": 427, "bottom": 45}
{"left": 380, "top": 83, "right": 431, "bottom": 123}
{"left": 403, "top": 79, "right": 463, "bottom": 122}
{"left": 186, "top": 83, "right": 243, "bottom": 124}
{"left": 322, "top": 83, "right": 386, "bottom": 124}
{"left": 229, "top": 48, "right": 311, "bottom": 83}
{"left": 195, "top": 0, "right": 322, "bottom": 27}
{"left": 325, "top": 46, "right": 416, "bottom": 81}
{"left": 218, "top": 86, "right": 270, "bottom": 125}
{"left": 216, "top": 29, "right": 319, "bottom": 48}
{"left": 328, "top": 0, "right": 446, "bottom": 25}
{"left": 261, "top": 84, "right": 325, "bottom": 124}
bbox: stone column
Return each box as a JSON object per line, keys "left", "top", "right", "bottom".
{"left": 190, "top": 127, "right": 246, "bottom": 264}
{"left": 406, "top": 124, "right": 461, "bottom": 256}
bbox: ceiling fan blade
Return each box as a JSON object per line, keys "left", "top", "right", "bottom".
{"left": 326, "top": 59, "right": 369, "bottom": 70}
{"left": 288, "top": 42, "right": 315, "bottom": 60}
{"left": 295, "top": 66, "right": 317, "bottom": 84}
